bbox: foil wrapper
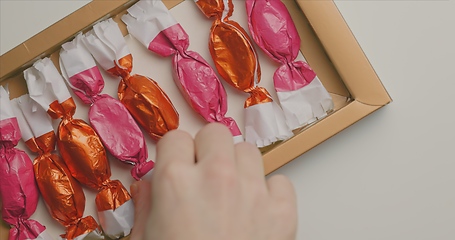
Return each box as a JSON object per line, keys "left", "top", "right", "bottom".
{"left": 24, "top": 58, "right": 134, "bottom": 239}
{"left": 0, "top": 86, "right": 51, "bottom": 240}
{"left": 12, "top": 94, "right": 103, "bottom": 240}
{"left": 245, "top": 0, "right": 334, "bottom": 129}
{"left": 122, "top": 0, "right": 243, "bottom": 143}
{"left": 195, "top": 0, "right": 293, "bottom": 147}
{"left": 60, "top": 33, "right": 154, "bottom": 180}
{"left": 83, "top": 18, "right": 179, "bottom": 141}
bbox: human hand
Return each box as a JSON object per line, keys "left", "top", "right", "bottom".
{"left": 130, "top": 123, "right": 297, "bottom": 240}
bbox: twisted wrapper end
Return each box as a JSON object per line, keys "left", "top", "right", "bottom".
{"left": 95, "top": 180, "right": 134, "bottom": 239}
{"left": 62, "top": 216, "right": 103, "bottom": 240}
{"left": 131, "top": 161, "right": 155, "bottom": 180}
{"left": 8, "top": 219, "right": 47, "bottom": 240}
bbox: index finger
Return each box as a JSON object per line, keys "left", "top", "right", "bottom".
{"left": 194, "top": 123, "right": 236, "bottom": 168}
{"left": 154, "top": 129, "right": 195, "bottom": 172}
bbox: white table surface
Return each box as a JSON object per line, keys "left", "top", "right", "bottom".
{"left": 1, "top": 1, "right": 454, "bottom": 240}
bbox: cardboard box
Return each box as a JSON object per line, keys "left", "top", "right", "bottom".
{"left": 0, "top": 0, "right": 391, "bottom": 239}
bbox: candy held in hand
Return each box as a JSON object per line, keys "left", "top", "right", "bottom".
{"left": 245, "top": 0, "right": 334, "bottom": 129}
{"left": 195, "top": 0, "right": 293, "bottom": 147}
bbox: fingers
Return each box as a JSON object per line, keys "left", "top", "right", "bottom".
{"left": 234, "top": 142, "right": 265, "bottom": 180}
{"left": 194, "top": 123, "right": 236, "bottom": 168}
{"left": 129, "top": 180, "right": 152, "bottom": 240}
{"left": 266, "top": 175, "right": 298, "bottom": 240}
{"left": 155, "top": 129, "right": 195, "bottom": 172}
{"left": 267, "top": 174, "right": 296, "bottom": 204}
{"left": 267, "top": 174, "right": 297, "bottom": 217}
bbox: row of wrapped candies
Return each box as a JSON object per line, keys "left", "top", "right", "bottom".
{"left": 122, "top": 0, "right": 333, "bottom": 147}
{"left": 0, "top": 0, "right": 334, "bottom": 239}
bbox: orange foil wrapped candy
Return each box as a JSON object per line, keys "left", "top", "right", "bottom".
{"left": 82, "top": 18, "right": 178, "bottom": 141}
{"left": 12, "top": 95, "right": 103, "bottom": 240}
{"left": 24, "top": 58, "right": 134, "bottom": 239}
{"left": 195, "top": 0, "right": 293, "bottom": 147}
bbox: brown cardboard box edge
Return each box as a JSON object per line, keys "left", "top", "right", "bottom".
{"left": 0, "top": 0, "right": 390, "bottom": 238}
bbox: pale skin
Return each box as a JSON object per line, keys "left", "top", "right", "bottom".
{"left": 129, "top": 123, "right": 297, "bottom": 240}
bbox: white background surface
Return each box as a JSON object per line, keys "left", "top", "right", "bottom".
{"left": 1, "top": 1, "right": 455, "bottom": 240}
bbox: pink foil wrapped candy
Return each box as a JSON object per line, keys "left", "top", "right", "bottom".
{"left": 60, "top": 33, "right": 154, "bottom": 180}
{"left": 121, "top": 0, "right": 243, "bottom": 143}
{"left": 0, "top": 86, "right": 52, "bottom": 240}
{"left": 246, "top": 0, "right": 334, "bottom": 129}
{"left": 24, "top": 57, "right": 133, "bottom": 240}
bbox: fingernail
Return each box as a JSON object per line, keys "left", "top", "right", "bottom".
{"left": 130, "top": 181, "right": 140, "bottom": 198}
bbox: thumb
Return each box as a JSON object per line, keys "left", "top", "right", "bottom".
{"left": 129, "top": 180, "right": 152, "bottom": 240}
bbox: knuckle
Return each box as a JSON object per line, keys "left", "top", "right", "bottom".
{"left": 211, "top": 151, "right": 233, "bottom": 164}
{"left": 209, "top": 163, "right": 234, "bottom": 178}
{"left": 235, "top": 142, "right": 262, "bottom": 161}
{"left": 206, "top": 163, "right": 237, "bottom": 186}
{"left": 160, "top": 129, "right": 192, "bottom": 145}
{"left": 159, "top": 163, "right": 187, "bottom": 180}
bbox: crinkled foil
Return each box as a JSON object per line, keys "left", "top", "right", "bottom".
{"left": 109, "top": 54, "right": 179, "bottom": 141}
{"left": 195, "top": 0, "right": 270, "bottom": 106}
{"left": 245, "top": 0, "right": 334, "bottom": 129}
{"left": 51, "top": 98, "right": 132, "bottom": 239}
{"left": 60, "top": 36, "right": 154, "bottom": 180}
{"left": 55, "top": 98, "right": 130, "bottom": 196}
{"left": 194, "top": 0, "right": 293, "bottom": 146}
{"left": 82, "top": 18, "right": 179, "bottom": 141}
{"left": 25, "top": 133, "right": 101, "bottom": 239}
{"left": 51, "top": 98, "right": 111, "bottom": 189}
{"left": 25, "top": 57, "right": 133, "bottom": 238}
{"left": 0, "top": 118, "right": 46, "bottom": 239}
{"left": 245, "top": 0, "right": 311, "bottom": 87}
